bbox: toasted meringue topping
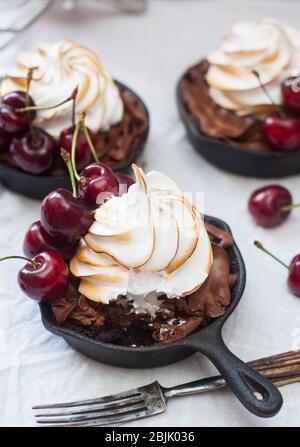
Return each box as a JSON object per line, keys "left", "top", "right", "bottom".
{"left": 206, "top": 19, "right": 300, "bottom": 115}
{"left": 0, "top": 41, "right": 123, "bottom": 138}
{"left": 70, "top": 165, "right": 213, "bottom": 306}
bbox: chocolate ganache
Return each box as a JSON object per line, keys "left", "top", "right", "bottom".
{"left": 179, "top": 60, "right": 269, "bottom": 151}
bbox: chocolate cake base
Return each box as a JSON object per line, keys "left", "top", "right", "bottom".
{"left": 51, "top": 223, "right": 237, "bottom": 347}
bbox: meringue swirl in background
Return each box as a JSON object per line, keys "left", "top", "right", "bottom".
{"left": 0, "top": 41, "right": 124, "bottom": 138}
{"left": 70, "top": 165, "right": 212, "bottom": 313}
{"left": 207, "top": 18, "right": 300, "bottom": 115}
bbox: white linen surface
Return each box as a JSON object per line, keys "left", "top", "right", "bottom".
{"left": 0, "top": 0, "right": 300, "bottom": 427}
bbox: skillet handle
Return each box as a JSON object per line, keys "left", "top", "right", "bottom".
{"left": 191, "top": 336, "right": 283, "bottom": 418}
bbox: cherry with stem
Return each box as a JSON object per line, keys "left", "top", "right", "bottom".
{"left": 248, "top": 184, "right": 300, "bottom": 228}
{"left": 254, "top": 241, "right": 300, "bottom": 297}
{"left": 253, "top": 70, "right": 300, "bottom": 151}
{"left": 40, "top": 148, "right": 93, "bottom": 244}
{"left": 0, "top": 251, "right": 69, "bottom": 302}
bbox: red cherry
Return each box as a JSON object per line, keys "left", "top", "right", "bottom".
{"left": 0, "top": 127, "right": 12, "bottom": 152}
{"left": 281, "top": 77, "right": 300, "bottom": 113}
{"left": 262, "top": 113, "right": 300, "bottom": 151}
{"left": 41, "top": 188, "right": 93, "bottom": 244}
{"left": 288, "top": 255, "right": 300, "bottom": 297}
{"left": 255, "top": 242, "right": 300, "bottom": 298}
{"left": 248, "top": 185, "right": 293, "bottom": 228}
{"left": 10, "top": 128, "right": 57, "bottom": 174}
{"left": 17, "top": 251, "right": 69, "bottom": 302}
{"left": 78, "top": 163, "right": 119, "bottom": 206}
{"left": 23, "top": 221, "right": 75, "bottom": 260}
{"left": 59, "top": 126, "right": 95, "bottom": 171}
{"left": 0, "top": 91, "right": 36, "bottom": 135}
{"left": 116, "top": 172, "right": 135, "bottom": 195}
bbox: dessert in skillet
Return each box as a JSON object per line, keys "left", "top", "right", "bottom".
{"left": 0, "top": 40, "right": 148, "bottom": 175}
{"left": 179, "top": 18, "right": 300, "bottom": 152}
{"left": 3, "top": 160, "right": 237, "bottom": 347}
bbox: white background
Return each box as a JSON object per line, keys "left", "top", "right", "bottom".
{"left": 0, "top": 0, "right": 300, "bottom": 427}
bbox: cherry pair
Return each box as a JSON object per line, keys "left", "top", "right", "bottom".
{"left": 254, "top": 72, "right": 300, "bottom": 151}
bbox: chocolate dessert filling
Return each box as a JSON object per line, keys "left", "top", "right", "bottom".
{"left": 179, "top": 60, "right": 269, "bottom": 151}
{"left": 51, "top": 222, "right": 237, "bottom": 347}
{"left": 0, "top": 85, "right": 148, "bottom": 174}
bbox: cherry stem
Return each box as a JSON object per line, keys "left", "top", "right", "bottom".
{"left": 26, "top": 67, "right": 37, "bottom": 141}
{"left": 252, "top": 70, "right": 284, "bottom": 117}
{"left": 26, "top": 67, "right": 36, "bottom": 107}
{"left": 17, "top": 89, "right": 76, "bottom": 114}
{"left": 70, "top": 120, "right": 82, "bottom": 182}
{"left": 72, "top": 86, "right": 79, "bottom": 128}
{"left": 254, "top": 241, "right": 290, "bottom": 270}
{"left": 281, "top": 202, "right": 300, "bottom": 212}
{"left": 80, "top": 112, "right": 99, "bottom": 163}
{"left": 61, "top": 148, "right": 77, "bottom": 199}
{"left": 0, "top": 255, "right": 40, "bottom": 268}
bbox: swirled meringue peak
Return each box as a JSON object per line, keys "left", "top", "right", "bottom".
{"left": 206, "top": 18, "right": 300, "bottom": 115}
{"left": 70, "top": 165, "right": 213, "bottom": 310}
{"left": 0, "top": 41, "right": 124, "bottom": 138}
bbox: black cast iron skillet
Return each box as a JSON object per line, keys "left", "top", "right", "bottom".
{"left": 0, "top": 81, "right": 149, "bottom": 200}
{"left": 40, "top": 215, "right": 283, "bottom": 418}
{"left": 177, "top": 74, "right": 300, "bottom": 178}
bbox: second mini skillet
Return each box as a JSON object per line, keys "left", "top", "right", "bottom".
{"left": 0, "top": 82, "right": 149, "bottom": 200}
{"left": 40, "top": 215, "right": 283, "bottom": 418}
{"left": 177, "top": 74, "right": 300, "bottom": 178}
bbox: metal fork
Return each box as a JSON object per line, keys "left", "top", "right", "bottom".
{"left": 33, "top": 350, "right": 300, "bottom": 427}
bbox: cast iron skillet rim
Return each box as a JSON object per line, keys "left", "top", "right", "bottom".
{"left": 177, "top": 72, "right": 300, "bottom": 160}
{"left": 0, "top": 80, "right": 150, "bottom": 179}
{"left": 40, "top": 214, "right": 246, "bottom": 353}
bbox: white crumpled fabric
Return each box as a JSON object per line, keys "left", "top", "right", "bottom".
{"left": 0, "top": 0, "right": 300, "bottom": 427}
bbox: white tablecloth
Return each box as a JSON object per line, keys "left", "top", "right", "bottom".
{"left": 1, "top": 0, "right": 300, "bottom": 427}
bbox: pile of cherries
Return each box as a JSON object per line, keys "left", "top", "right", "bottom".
{"left": 248, "top": 183, "right": 300, "bottom": 297}
{"left": 0, "top": 73, "right": 110, "bottom": 176}
{"left": 256, "top": 72, "right": 300, "bottom": 151}
{"left": 0, "top": 80, "right": 134, "bottom": 303}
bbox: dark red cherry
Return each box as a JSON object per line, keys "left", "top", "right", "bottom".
{"left": 281, "top": 77, "right": 300, "bottom": 113}
{"left": 78, "top": 163, "right": 119, "bottom": 206}
{"left": 116, "top": 172, "right": 134, "bottom": 195}
{"left": 288, "top": 255, "right": 300, "bottom": 297}
{"left": 262, "top": 113, "right": 300, "bottom": 151}
{"left": 17, "top": 251, "right": 69, "bottom": 302}
{"left": 248, "top": 185, "right": 292, "bottom": 228}
{"left": 0, "top": 91, "right": 36, "bottom": 135}
{"left": 59, "top": 126, "right": 95, "bottom": 171}
{"left": 41, "top": 188, "right": 93, "bottom": 244}
{"left": 0, "top": 127, "right": 12, "bottom": 152}
{"left": 23, "top": 221, "right": 75, "bottom": 260}
{"left": 10, "top": 128, "right": 57, "bottom": 174}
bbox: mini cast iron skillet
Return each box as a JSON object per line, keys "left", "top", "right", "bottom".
{"left": 177, "top": 76, "right": 300, "bottom": 179}
{"left": 0, "top": 82, "right": 149, "bottom": 200}
{"left": 40, "top": 215, "right": 283, "bottom": 418}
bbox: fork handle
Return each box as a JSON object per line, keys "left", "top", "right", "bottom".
{"left": 163, "top": 350, "right": 300, "bottom": 399}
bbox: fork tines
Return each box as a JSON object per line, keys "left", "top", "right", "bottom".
{"left": 33, "top": 382, "right": 165, "bottom": 427}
